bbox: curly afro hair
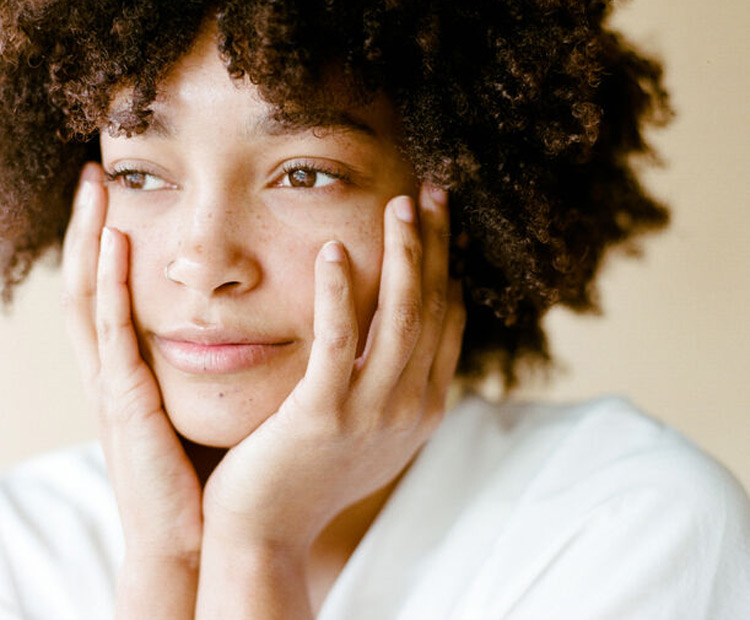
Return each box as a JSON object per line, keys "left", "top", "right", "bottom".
{"left": 0, "top": 0, "right": 670, "bottom": 387}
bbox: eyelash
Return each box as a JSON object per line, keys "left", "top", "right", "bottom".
{"left": 278, "top": 160, "right": 351, "bottom": 188}
{"left": 103, "top": 161, "right": 352, "bottom": 192}
{"left": 104, "top": 166, "right": 171, "bottom": 191}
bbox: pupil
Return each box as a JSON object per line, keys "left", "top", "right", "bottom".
{"left": 290, "top": 169, "right": 316, "bottom": 187}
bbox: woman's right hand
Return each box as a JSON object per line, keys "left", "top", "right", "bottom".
{"left": 62, "top": 163, "right": 202, "bottom": 618}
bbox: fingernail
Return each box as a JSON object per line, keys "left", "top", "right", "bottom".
{"left": 77, "top": 164, "right": 101, "bottom": 208}
{"left": 322, "top": 240, "right": 345, "bottom": 262}
{"left": 428, "top": 184, "right": 447, "bottom": 206}
{"left": 77, "top": 180, "right": 94, "bottom": 210}
{"left": 393, "top": 196, "right": 415, "bottom": 223}
{"left": 101, "top": 227, "right": 114, "bottom": 254}
{"left": 81, "top": 163, "right": 102, "bottom": 183}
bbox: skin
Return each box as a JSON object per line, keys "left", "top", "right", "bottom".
{"left": 102, "top": 30, "right": 417, "bottom": 449}
{"left": 61, "top": 25, "right": 465, "bottom": 619}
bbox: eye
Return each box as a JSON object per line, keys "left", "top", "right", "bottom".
{"left": 278, "top": 163, "right": 346, "bottom": 189}
{"left": 106, "top": 168, "right": 173, "bottom": 191}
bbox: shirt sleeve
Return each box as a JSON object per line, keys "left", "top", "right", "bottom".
{"left": 467, "top": 442, "right": 750, "bottom": 620}
{"left": 0, "top": 572, "right": 20, "bottom": 617}
{"left": 0, "top": 445, "right": 121, "bottom": 620}
{"left": 0, "top": 484, "right": 23, "bottom": 619}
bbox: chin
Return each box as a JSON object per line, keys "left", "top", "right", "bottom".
{"left": 159, "top": 379, "right": 292, "bottom": 448}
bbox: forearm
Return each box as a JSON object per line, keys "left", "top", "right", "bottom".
{"left": 115, "top": 552, "right": 199, "bottom": 620}
{"left": 195, "top": 532, "right": 313, "bottom": 620}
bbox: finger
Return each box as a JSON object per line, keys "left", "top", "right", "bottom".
{"left": 397, "top": 183, "right": 451, "bottom": 386}
{"left": 427, "top": 278, "right": 466, "bottom": 411}
{"left": 356, "top": 195, "right": 423, "bottom": 393}
{"left": 96, "top": 226, "right": 162, "bottom": 419}
{"left": 94, "top": 227, "right": 200, "bottom": 549}
{"left": 293, "top": 240, "right": 358, "bottom": 408}
{"left": 61, "top": 163, "right": 107, "bottom": 384}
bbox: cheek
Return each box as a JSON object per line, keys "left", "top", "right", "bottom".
{"left": 272, "top": 206, "right": 385, "bottom": 344}
{"left": 346, "top": 229, "right": 384, "bottom": 339}
{"left": 105, "top": 214, "right": 174, "bottom": 332}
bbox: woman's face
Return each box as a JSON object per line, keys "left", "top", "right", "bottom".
{"left": 100, "top": 30, "right": 416, "bottom": 447}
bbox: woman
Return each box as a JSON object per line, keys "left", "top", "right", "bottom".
{"left": 1, "top": 1, "right": 749, "bottom": 618}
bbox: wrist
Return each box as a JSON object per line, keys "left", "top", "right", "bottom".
{"left": 201, "top": 522, "right": 311, "bottom": 570}
{"left": 122, "top": 547, "right": 201, "bottom": 573}
{"left": 120, "top": 516, "right": 203, "bottom": 565}
{"left": 196, "top": 532, "right": 312, "bottom": 619}
{"left": 202, "top": 502, "right": 320, "bottom": 554}
{"left": 117, "top": 552, "right": 199, "bottom": 620}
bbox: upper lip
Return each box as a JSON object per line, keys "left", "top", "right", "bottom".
{"left": 155, "top": 326, "right": 293, "bottom": 346}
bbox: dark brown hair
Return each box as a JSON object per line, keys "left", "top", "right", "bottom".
{"left": 0, "top": 0, "right": 670, "bottom": 386}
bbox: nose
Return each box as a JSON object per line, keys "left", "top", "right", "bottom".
{"left": 165, "top": 203, "right": 261, "bottom": 297}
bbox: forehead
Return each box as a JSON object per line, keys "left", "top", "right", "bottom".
{"left": 107, "top": 25, "right": 402, "bottom": 144}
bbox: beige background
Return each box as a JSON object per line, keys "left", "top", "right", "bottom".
{"left": 1, "top": 0, "right": 749, "bottom": 490}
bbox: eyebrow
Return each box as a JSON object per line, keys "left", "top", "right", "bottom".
{"left": 251, "top": 110, "right": 378, "bottom": 140}
{"left": 119, "top": 107, "right": 379, "bottom": 141}
{"left": 144, "top": 113, "right": 174, "bottom": 138}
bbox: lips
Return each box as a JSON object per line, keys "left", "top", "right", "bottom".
{"left": 152, "top": 328, "right": 294, "bottom": 374}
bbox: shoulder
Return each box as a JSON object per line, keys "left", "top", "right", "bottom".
{"left": 430, "top": 395, "right": 750, "bottom": 616}
{"left": 0, "top": 443, "right": 121, "bottom": 617}
{"left": 444, "top": 394, "right": 749, "bottom": 509}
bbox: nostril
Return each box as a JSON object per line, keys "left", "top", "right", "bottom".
{"left": 214, "top": 280, "right": 243, "bottom": 294}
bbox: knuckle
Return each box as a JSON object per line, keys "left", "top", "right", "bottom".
{"left": 99, "top": 373, "right": 157, "bottom": 426}
{"left": 435, "top": 221, "right": 450, "bottom": 244}
{"left": 392, "top": 299, "right": 422, "bottom": 339}
{"left": 323, "top": 274, "right": 349, "bottom": 303}
{"left": 403, "top": 237, "right": 423, "bottom": 268}
{"left": 425, "top": 289, "right": 448, "bottom": 322}
{"left": 96, "top": 315, "right": 128, "bottom": 344}
{"left": 387, "top": 401, "right": 423, "bottom": 434}
{"left": 319, "top": 326, "right": 357, "bottom": 352}
{"left": 96, "top": 316, "right": 114, "bottom": 341}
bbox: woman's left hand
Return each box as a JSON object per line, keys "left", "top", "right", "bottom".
{"left": 196, "top": 183, "right": 465, "bottom": 615}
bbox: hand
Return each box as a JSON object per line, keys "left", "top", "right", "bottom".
{"left": 200, "top": 183, "right": 465, "bottom": 552}
{"left": 62, "top": 163, "right": 202, "bottom": 617}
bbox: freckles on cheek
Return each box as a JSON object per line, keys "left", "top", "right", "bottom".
{"left": 127, "top": 232, "right": 162, "bottom": 280}
{"left": 120, "top": 229, "right": 171, "bottom": 322}
{"left": 342, "top": 233, "right": 384, "bottom": 333}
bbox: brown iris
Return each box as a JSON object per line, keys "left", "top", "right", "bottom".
{"left": 121, "top": 171, "right": 148, "bottom": 189}
{"left": 288, "top": 168, "right": 317, "bottom": 188}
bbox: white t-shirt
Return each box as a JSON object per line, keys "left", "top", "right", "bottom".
{"left": 1, "top": 396, "right": 749, "bottom": 619}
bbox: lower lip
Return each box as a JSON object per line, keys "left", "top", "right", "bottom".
{"left": 153, "top": 337, "right": 292, "bottom": 374}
